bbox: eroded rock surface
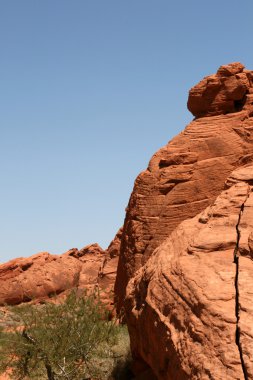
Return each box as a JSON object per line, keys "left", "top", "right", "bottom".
{"left": 0, "top": 240, "right": 119, "bottom": 306}
{"left": 98, "top": 228, "right": 122, "bottom": 306}
{"left": 115, "top": 62, "right": 253, "bottom": 312}
{"left": 0, "top": 251, "right": 82, "bottom": 305}
{"left": 126, "top": 165, "right": 253, "bottom": 379}
{"left": 187, "top": 62, "right": 253, "bottom": 118}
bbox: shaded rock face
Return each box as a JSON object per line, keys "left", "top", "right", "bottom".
{"left": 126, "top": 165, "right": 253, "bottom": 379}
{"left": 97, "top": 228, "right": 122, "bottom": 307}
{"left": 115, "top": 62, "right": 253, "bottom": 312}
{"left": 0, "top": 239, "right": 119, "bottom": 307}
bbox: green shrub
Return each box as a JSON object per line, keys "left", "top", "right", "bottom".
{"left": 0, "top": 290, "right": 131, "bottom": 380}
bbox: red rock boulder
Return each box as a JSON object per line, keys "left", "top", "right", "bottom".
{"left": 115, "top": 62, "right": 253, "bottom": 313}
{"left": 125, "top": 165, "right": 253, "bottom": 379}
{"left": 187, "top": 62, "right": 253, "bottom": 118}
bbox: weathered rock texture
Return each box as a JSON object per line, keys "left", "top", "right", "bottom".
{"left": 0, "top": 251, "right": 82, "bottom": 305}
{"left": 188, "top": 62, "right": 253, "bottom": 118}
{"left": 126, "top": 165, "right": 253, "bottom": 379}
{"left": 98, "top": 228, "right": 122, "bottom": 306}
{"left": 0, "top": 238, "right": 119, "bottom": 307}
{"left": 115, "top": 62, "right": 253, "bottom": 312}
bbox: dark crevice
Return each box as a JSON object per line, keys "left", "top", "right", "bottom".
{"left": 234, "top": 198, "right": 249, "bottom": 380}
{"left": 22, "top": 295, "right": 33, "bottom": 303}
{"left": 21, "top": 262, "right": 33, "bottom": 271}
{"left": 234, "top": 94, "right": 247, "bottom": 112}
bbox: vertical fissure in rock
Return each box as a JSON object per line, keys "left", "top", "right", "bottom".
{"left": 234, "top": 199, "right": 248, "bottom": 380}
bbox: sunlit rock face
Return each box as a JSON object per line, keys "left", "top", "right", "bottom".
{"left": 114, "top": 63, "right": 253, "bottom": 378}
{"left": 0, "top": 236, "right": 121, "bottom": 307}
{"left": 115, "top": 63, "right": 253, "bottom": 313}
{"left": 126, "top": 166, "right": 253, "bottom": 379}
{"left": 187, "top": 62, "right": 253, "bottom": 118}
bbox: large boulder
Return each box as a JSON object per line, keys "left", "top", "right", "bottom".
{"left": 126, "top": 165, "right": 253, "bottom": 379}
{"left": 115, "top": 62, "right": 253, "bottom": 312}
{"left": 187, "top": 62, "right": 253, "bottom": 118}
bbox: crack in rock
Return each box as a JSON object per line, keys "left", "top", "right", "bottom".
{"left": 234, "top": 191, "right": 250, "bottom": 380}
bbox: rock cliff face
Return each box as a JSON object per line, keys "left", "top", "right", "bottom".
{"left": 115, "top": 62, "right": 253, "bottom": 313}
{"left": 0, "top": 236, "right": 120, "bottom": 307}
{"left": 126, "top": 165, "right": 253, "bottom": 379}
{"left": 118, "top": 63, "right": 253, "bottom": 379}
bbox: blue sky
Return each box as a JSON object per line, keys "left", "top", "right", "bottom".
{"left": 1, "top": 0, "right": 253, "bottom": 262}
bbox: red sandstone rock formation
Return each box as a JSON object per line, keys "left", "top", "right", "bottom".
{"left": 0, "top": 251, "right": 82, "bottom": 305}
{"left": 126, "top": 165, "right": 253, "bottom": 379}
{"left": 188, "top": 62, "right": 253, "bottom": 118}
{"left": 0, "top": 238, "right": 119, "bottom": 306}
{"left": 115, "top": 62, "right": 253, "bottom": 313}
{"left": 98, "top": 228, "right": 122, "bottom": 306}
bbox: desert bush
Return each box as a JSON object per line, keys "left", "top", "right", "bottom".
{"left": 0, "top": 290, "right": 131, "bottom": 380}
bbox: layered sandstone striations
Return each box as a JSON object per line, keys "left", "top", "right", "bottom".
{"left": 115, "top": 62, "right": 253, "bottom": 311}
{"left": 118, "top": 63, "right": 253, "bottom": 379}
{"left": 0, "top": 238, "right": 120, "bottom": 306}
{"left": 126, "top": 166, "right": 253, "bottom": 379}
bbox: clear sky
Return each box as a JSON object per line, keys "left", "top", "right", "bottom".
{"left": 1, "top": 0, "right": 253, "bottom": 262}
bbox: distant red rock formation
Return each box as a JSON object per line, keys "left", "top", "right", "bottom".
{"left": 0, "top": 235, "right": 120, "bottom": 308}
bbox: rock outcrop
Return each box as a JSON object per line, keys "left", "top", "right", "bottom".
{"left": 0, "top": 251, "right": 82, "bottom": 305}
{"left": 188, "top": 62, "right": 253, "bottom": 118}
{"left": 126, "top": 165, "right": 253, "bottom": 379}
{"left": 0, "top": 239, "right": 119, "bottom": 307}
{"left": 115, "top": 62, "right": 253, "bottom": 312}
